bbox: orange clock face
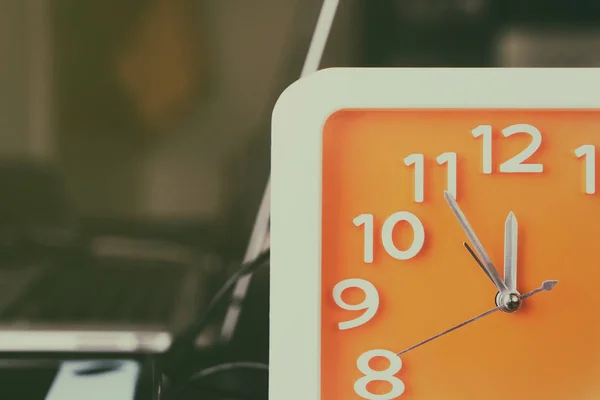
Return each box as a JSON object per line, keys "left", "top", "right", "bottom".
{"left": 321, "top": 109, "right": 600, "bottom": 400}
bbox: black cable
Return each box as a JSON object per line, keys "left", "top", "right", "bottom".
{"left": 188, "top": 362, "right": 268, "bottom": 381}
{"left": 167, "top": 383, "right": 267, "bottom": 400}
{"left": 164, "top": 362, "right": 268, "bottom": 400}
{"left": 163, "top": 249, "right": 270, "bottom": 379}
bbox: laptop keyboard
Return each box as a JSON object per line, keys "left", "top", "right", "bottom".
{"left": 0, "top": 262, "right": 187, "bottom": 325}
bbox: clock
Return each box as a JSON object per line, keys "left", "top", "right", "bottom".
{"left": 270, "top": 68, "right": 600, "bottom": 400}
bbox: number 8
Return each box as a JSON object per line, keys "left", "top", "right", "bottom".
{"left": 354, "top": 349, "right": 405, "bottom": 399}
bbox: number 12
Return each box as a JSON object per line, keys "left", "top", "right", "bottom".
{"left": 472, "top": 124, "right": 543, "bottom": 174}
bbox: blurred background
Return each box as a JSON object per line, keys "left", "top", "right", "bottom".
{"left": 5, "top": 0, "right": 600, "bottom": 250}
{"left": 0, "top": 0, "right": 361, "bottom": 255}
{"left": 5, "top": 0, "right": 600, "bottom": 258}
{"left": 1, "top": 0, "right": 600, "bottom": 391}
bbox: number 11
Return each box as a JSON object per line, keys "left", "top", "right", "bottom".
{"left": 404, "top": 152, "right": 457, "bottom": 202}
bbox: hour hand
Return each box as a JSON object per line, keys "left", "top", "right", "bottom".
{"left": 504, "top": 212, "right": 518, "bottom": 293}
{"left": 444, "top": 191, "right": 508, "bottom": 294}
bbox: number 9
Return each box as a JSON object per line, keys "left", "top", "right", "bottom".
{"left": 333, "top": 278, "right": 379, "bottom": 330}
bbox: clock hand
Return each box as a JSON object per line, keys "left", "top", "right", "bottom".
{"left": 521, "top": 280, "right": 557, "bottom": 300}
{"left": 504, "top": 212, "right": 518, "bottom": 293}
{"left": 395, "top": 280, "right": 558, "bottom": 357}
{"left": 444, "top": 191, "right": 509, "bottom": 295}
{"left": 463, "top": 242, "right": 495, "bottom": 283}
{"left": 464, "top": 241, "right": 521, "bottom": 312}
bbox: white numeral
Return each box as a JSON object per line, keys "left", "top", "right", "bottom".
{"left": 382, "top": 212, "right": 425, "bottom": 260}
{"left": 333, "top": 279, "right": 379, "bottom": 330}
{"left": 354, "top": 349, "right": 405, "bottom": 400}
{"left": 403, "top": 154, "right": 424, "bottom": 202}
{"left": 472, "top": 124, "right": 543, "bottom": 174}
{"left": 500, "top": 124, "right": 543, "bottom": 173}
{"left": 404, "top": 152, "right": 457, "bottom": 202}
{"left": 355, "top": 212, "right": 425, "bottom": 262}
{"left": 472, "top": 125, "right": 493, "bottom": 174}
{"left": 353, "top": 214, "right": 374, "bottom": 263}
{"left": 436, "top": 152, "right": 457, "bottom": 200}
{"left": 575, "top": 144, "right": 596, "bottom": 194}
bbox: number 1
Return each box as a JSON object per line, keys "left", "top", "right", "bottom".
{"left": 436, "top": 152, "right": 457, "bottom": 200}
{"left": 353, "top": 214, "right": 374, "bottom": 263}
{"left": 575, "top": 144, "right": 596, "bottom": 194}
{"left": 472, "top": 125, "right": 493, "bottom": 174}
{"left": 403, "top": 154, "right": 424, "bottom": 203}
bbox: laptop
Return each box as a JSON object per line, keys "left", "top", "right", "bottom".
{"left": 0, "top": 160, "right": 216, "bottom": 354}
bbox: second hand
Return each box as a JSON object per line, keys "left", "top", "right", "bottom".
{"left": 395, "top": 280, "right": 558, "bottom": 357}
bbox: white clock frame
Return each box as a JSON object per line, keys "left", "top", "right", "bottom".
{"left": 270, "top": 67, "right": 600, "bottom": 400}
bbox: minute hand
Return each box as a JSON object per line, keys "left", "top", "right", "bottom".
{"left": 444, "top": 191, "right": 508, "bottom": 294}
{"left": 395, "top": 280, "right": 557, "bottom": 356}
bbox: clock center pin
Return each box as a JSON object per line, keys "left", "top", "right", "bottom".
{"left": 496, "top": 292, "right": 522, "bottom": 313}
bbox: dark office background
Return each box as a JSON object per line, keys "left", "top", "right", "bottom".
{"left": 4, "top": 0, "right": 600, "bottom": 253}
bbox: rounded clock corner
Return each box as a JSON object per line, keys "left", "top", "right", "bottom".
{"left": 323, "top": 107, "right": 353, "bottom": 127}
{"left": 272, "top": 68, "right": 355, "bottom": 127}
